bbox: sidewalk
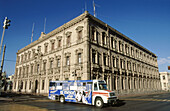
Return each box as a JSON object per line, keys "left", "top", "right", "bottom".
{"left": 118, "top": 91, "right": 169, "bottom": 99}
{"left": 0, "top": 92, "right": 49, "bottom": 102}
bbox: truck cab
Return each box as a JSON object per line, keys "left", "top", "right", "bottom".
{"left": 92, "top": 80, "right": 118, "bottom": 108}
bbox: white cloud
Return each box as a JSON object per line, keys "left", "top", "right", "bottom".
{"left": 158, "top": 57, "right": 170, "bottom": 65}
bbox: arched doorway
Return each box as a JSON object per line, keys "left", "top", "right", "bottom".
{"left": 35, "top": 80, "right": 38, "bottom": 93}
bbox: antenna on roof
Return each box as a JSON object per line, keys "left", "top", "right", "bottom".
{"left": 31, "top": 23, "right": 34, "bottom": 43}
{"left": 93, "top": 0, "right": 96, "bottom": 17}
{"left": 85, "top": 1, "right": 87, "bottom": 11}
{"left": 44, "top": 17, "right": 46, "bottom": 33}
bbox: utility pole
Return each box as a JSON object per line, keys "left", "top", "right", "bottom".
{"left": 0, "top": 17, "right": 10, "bottom": 95}
{"left": 0, "top": 45, "right": 6, "bottom": 95}
{"left": 0, "top": 17, "right": 11, "bottom": 55}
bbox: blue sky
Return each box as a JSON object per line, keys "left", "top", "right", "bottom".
{"left": 0, "top": 0, "right": 170, "bottom": 76}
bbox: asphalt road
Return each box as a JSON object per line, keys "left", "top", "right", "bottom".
{"left": 1, "top": 92, "right": 170, "bottom": 111}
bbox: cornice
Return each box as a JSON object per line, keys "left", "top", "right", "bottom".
{"left": 17, "top": 10, "right": 156, "bottom": 58}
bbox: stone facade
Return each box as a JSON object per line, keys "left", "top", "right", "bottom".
{"left": 13, "top": 11, "right": 161, "bottom": 94}
{"left": 160, "top": 72, "right": 170, "bottom": 91}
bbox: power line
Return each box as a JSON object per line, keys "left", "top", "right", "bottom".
{"left": 0, "top": 59, "right": 16, "bottom": 62}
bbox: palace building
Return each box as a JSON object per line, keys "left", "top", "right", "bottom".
{"left": 13, "top": 11, "right": 161, "bottom": 94}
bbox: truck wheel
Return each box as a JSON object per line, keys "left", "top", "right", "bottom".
{"left": 111, "top": 101, "right": 117, "bottom": 106}
{"left": 95, "top": 98, "right": 104, "bottom": 108}
{"left": 59, "top": 96, "right": 65, "bottom": 103}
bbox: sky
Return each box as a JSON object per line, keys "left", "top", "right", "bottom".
{"left": 0, "top": 0, "right": 170, "bottom": 76}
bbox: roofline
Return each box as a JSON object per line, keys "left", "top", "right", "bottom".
{"left": 17, "top": 11, "right": 157, "bottom": 57}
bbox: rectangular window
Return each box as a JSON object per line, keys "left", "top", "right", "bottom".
{"left": 92, "top": 27, "right": 95, "bottom": 41}
{"left": 45, "top": 45, "right": 48, "bottom": 53}
{"left": 92, "top": 51, "right": 96, "bottom": 64}
{"left": 37, "top": 64, "right": 39, "bottom": 73}
{"left": 67, "top": 35, "right": 70, "bottom": 44}
{"left": 58, "top": 40, "right": 61, "bottom": 48}
{"left": 103, "top": 54, "right": 107, "bottom": 66}
{"left": 102, "top": 32, "right": 106, "bottom": 45}
{"left": 78, "top": 30, "right": 82, "bottom": 40}
{"left": 57, "top": 59, "right": 60, "bottom": 67}
{"left": 50, "top": 61, "right": 53, "bottom": 69}
{"left": 51, "top": 43, "right": 55, "bottom": 50}
{"left": 66, "top": 57, "right": 70, "bottom": 66}
{"left": 29, "top": 81, "right": 31, "bottom": 89}
{"left": 111, "top": 37, "right": 113, "bottom": 49}
{"left": 115, "top": 40, "right": 117, "bottom": 50}
{"left": 78, "top": 53, "right": 81, "bottom": 64}
{"left": 113, "top": 57, "right": 115, "bottom": 67}
{"left": 42, "top": 80, "right": 45, "bottom": 90}
{"left": 43, "top": 62, "right": 46, "bottom": 71}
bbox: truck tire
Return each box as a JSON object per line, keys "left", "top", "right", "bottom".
{"left": 95, "top": 98, "right": 104, "bottom": 108}
{"left": 59, "top": 96, "right": 65, "bottom": 103}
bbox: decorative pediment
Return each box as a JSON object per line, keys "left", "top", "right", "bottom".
{"left": 56, "top": 36, "right": 62, "bottom": 40}
{"left": 56, "top": 55, "right": 61, "bottom": 59}
{"left": 50, "top": 39, "right": 55, "bottom": 43}
{"left": 75, "top": 48, "right": 83, "bottom": 54}
{"left": 65, "top": 52, "right": 71, "bottom": 57}
{"left": 44, "top": 42, "right": 49, "bottom": 46}
{"left": 76, "top": 26, "right": 83, "bottom": 32}
{"left": 66, "top": 31, "right": 72, "bottom": 37}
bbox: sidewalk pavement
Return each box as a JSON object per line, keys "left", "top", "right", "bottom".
{"left": 0, "top": 92, "right": 49, "bottom": 102}
{"left": 118, "top": 91, "right": 169, "bottom": 99}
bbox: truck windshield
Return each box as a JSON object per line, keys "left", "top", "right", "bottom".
{"left": 99, "top": 83, "right": 107, "bottom": 90}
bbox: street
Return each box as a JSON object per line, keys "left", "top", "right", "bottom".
{"left": 1, "top": 92, "right": 170, "bottom": 111}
